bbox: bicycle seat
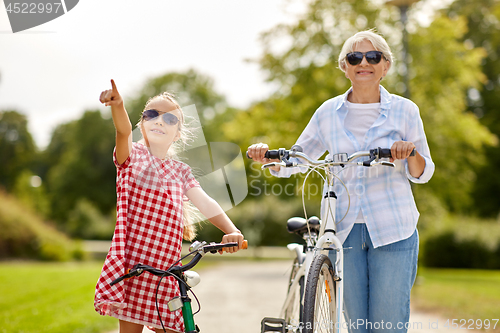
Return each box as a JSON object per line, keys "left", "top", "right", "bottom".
{"left": 287, "top": 216, "right": 321, "bottom": 235}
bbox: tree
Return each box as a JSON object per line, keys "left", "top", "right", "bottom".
{"left": 408, "top": 15, "right": 496, "bottom": 214}
{"left": 44, "top": 110, "right": 116, "bottom": 226}
{"left": 0, "top": 110, "right": 37, "bottom": 191}
{"left": 447, "top": 0, "right": 500, "bottom": 217}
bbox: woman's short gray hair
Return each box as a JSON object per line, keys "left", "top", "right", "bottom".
{"left": 338, "top": 29, "right": 393, "bottom": 72}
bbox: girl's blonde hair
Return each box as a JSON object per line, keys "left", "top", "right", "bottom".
{"left": 338, "top": 29, "right": 393, "bottom": 73}
{"left": 138, "top": 92, "right": 197, "bottom": 241}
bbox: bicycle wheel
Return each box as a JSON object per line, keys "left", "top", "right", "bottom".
{"left": 283, "top": 258, "right": 304, "bottom": 332}
{"left": 303, "top": 254, "right": 336, "bottom": 333}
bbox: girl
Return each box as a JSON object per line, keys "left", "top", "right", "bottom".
{"left": 95, "top": 80, "right": 244, "bottom": 333}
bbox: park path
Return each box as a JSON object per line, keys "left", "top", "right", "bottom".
{"left": 107, "top": 260, "right": 464, "bottom": 333}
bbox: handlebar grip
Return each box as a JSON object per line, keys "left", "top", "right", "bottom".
{"left": 246, "top": 150, "right": 281, "bottom": 160}
{"left": 379, "top": 148, "right": 416, "bottom": 158}
{"left": 222, "top": 240, "right": 248, "bottom": 252}
{"left": 265, "top": 150, "right": 280, "bottom": 159}
{"left": 379, "top": 148, "right": 392, "bottom": 158}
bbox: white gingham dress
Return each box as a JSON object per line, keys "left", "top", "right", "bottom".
{"left": 94, "top": 142, "right": 199, "bottom": 332}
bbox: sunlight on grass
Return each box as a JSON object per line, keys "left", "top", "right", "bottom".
{"left": 412, "top": 268, "right": 500, "bottom": 331}
{"left": 0, "top": 261, "right": 116, "bottom": 333}
{"left": 0, "top": 259, "right": 216, "bottom": 333}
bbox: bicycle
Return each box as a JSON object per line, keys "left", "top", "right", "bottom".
{"left": 254, "top": 145, "right": 414, "bottom": 333}
{"left": 110, "top": 239, "right": 248, "bottom": 333}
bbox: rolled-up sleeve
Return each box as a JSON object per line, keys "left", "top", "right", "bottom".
{"left": 404, "top": 104, "right": 435, "bottom": 184}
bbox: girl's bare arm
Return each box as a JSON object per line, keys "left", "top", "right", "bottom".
{"left": 185, "top": 187, "right": 243, "bottom": 253}
{"left": 99, "top": 80, "right": 132, "bottom": 165}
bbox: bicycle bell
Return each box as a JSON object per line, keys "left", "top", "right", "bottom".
{"left": 184, "top": 270, "right": 201, "bottom": 288}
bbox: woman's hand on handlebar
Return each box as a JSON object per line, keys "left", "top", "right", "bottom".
{"left": 247, "top": 143, "right": 272, "bottom": 164}
{"left": 247, "top": 143, "right": 281, "bottom": 171}
{"left": 390, "top": 141, "right": 416, "bottom": 162}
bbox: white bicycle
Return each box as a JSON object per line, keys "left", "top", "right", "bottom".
{"left": 254, "top": 145, "right": 414, "bottom": 333}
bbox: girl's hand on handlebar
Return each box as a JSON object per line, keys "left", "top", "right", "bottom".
{"left": 221, "top": 231, "right": 244, "bottom": 253}
{"left": 390, "top": 141, "right": 416, "bottom": 162}
{"left": 99, "top": 79, "right": 123, "bottom": 107}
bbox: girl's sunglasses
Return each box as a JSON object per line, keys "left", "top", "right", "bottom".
{"left": 346, "top": 51, "right": 385, "bottom": 66}
{"left": 142, "top": 109, "right": 179, "bottom": 125}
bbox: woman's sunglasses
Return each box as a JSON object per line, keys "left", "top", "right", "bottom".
{"left": 142, "top": 109, "right": 179, "bottom": 126}
{"left": 346, "top": 51, "right": 385, "bottom": 66}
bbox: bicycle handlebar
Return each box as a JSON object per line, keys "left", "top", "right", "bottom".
{"left": 246, "top": 146, "right": 415, "bottom": 169}
{"left": 110, "top": 240, "right": 248, "bottom": 286}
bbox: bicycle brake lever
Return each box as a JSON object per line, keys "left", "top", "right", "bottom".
{"left": 357, "top": 161, "right": 395, "bottom": 168}
{"left": 261, "top": 162, "right": 286, "bottom": 170}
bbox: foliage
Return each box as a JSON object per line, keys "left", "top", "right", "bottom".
{"left": 0, "top": 110, "right": 37, "bottom": 191}
{"left": 419, "top": 215, "right": 500, "bottom": 269}
{"left": 44, "top": 110, "right": 116, "bottom": 225}
{"left": 446, "top": 0, "right": 500, "bottom": 217}
{"left": 409, "top": 15, "right": 496, "bottom": 213}
{"left": 0, "top": 190, "right": 81, "bottom": 261}
{"left": 66, "top": 199, "right": 115, "bottom": 240}
{"left": 0, "top": 262, "right": 117, "bottom": 333}
{"left": 423, "top": 232, "right": 500, "bottom": 269}
{"left": 12, "top": 169, "right": 50, "bottom": 217}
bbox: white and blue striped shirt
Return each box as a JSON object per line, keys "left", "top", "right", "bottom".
{"left": 272, "top": 86, "right": 435, "bottom": 248}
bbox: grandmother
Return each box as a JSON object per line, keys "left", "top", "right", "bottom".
{"left": 248, "top": 29, "right": 434, "bottom": 333}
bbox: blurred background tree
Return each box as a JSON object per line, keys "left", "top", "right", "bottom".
{"left": 446, "top": 0, "right": 500, "bottom": 217}
{"left": 43, "top": 110, "right": 116, "bottom": 236}
{"left": 0, "top": 111, "right": 38, "bottom": 191}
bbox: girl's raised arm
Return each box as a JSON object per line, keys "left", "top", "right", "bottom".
{"left": 99, "top": 79, "right": 132, "bottom": 165}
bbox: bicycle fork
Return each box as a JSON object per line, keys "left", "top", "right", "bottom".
{"left": 318, "top": 185, "right": 344, "bottom": 333}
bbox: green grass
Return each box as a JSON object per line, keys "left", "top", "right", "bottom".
{"left": 0, "top": 261, "right": 117, "bottom": 333}
{"left": 412, "top": 268, "right": 500, "bottom": 331}
{"left": 0, "top": 259, "right": 215, "bottom": 333}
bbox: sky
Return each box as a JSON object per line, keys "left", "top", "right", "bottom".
{"left": 0, "top": 0, "right": 307, "bottom": 149}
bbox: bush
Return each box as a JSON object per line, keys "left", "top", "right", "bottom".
{"left": 423, "top": 232, "right": 499, "bottom": 269}
{"left": 420, "top": 215, "right": 500, "bottom": 269}
{"left": 66, "top": 198, "right": 115, "bottom": 240}
{"left": 0, "top": 190, "right": 81, "bottom": 261}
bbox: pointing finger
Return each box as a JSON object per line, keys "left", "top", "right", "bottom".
{"left": 111, "top": 79, "right": 118, "bottom": 93}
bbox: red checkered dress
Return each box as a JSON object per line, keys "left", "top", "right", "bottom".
{"left": 94, "top": 142, "right": 199, "bottom": 332}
